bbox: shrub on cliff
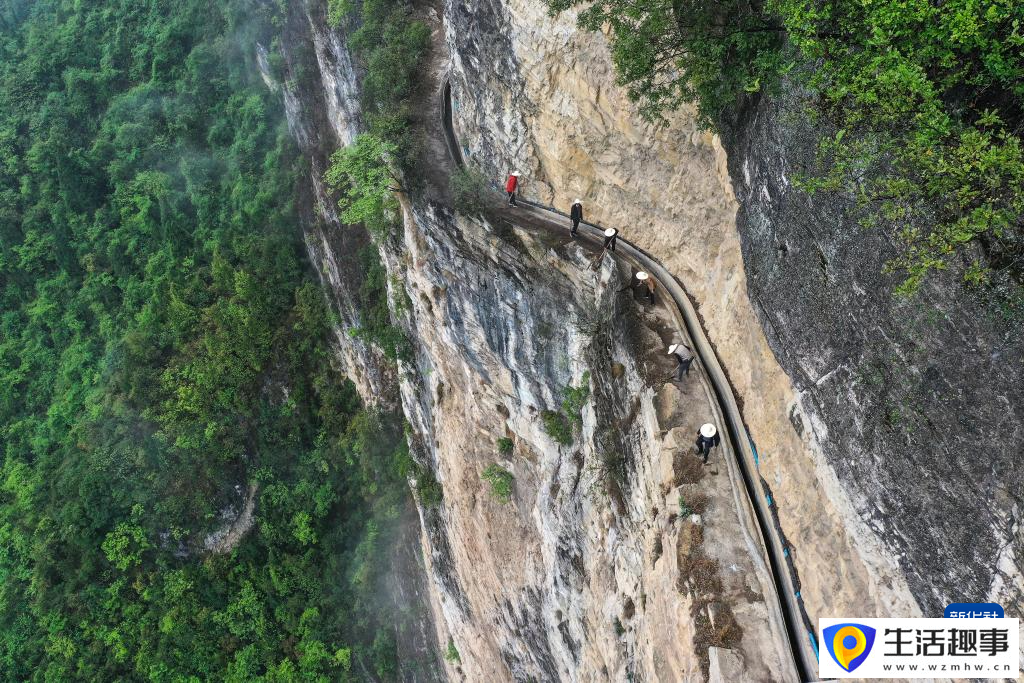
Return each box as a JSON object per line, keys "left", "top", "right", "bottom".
{"left": 325, "top": 133, "right": 402, "bottom": 239}
{"left": 547, "top": 0, "right": 785, "bottom": 127}
{"left": 562, "top": 371, "right": 592, "bottom": 427}
{"left": 415, "top": 467, "right": 444, "bottom": 507}
{"left": 444, "top": 638, "right": 461, "bottom": 663}
{"left": 328, "top": 0, "right": 431, "bottom": 180}
{"left": 348, "top": 245, "right": 415, "bottom": 361}
{"left": 450, "top": 167, "right": 492, "bottom": 216}
{"left": 481, "top": 464, "right": 515, "bottom": 503}
{"left": 541, "top": 410, "right": 574, "bottom": 446}
{"left": 539, "top": 374, "right": 591, "bottom": 447}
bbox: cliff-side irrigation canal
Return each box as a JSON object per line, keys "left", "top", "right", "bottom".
{"left": 440, "top": 75, "right": 822, "bottom": 682}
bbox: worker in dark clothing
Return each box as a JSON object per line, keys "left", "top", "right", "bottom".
{"left": 602, "top": 227, "right": 618, "bottom": 252}
{"left": 635, "top": 271, "right": 656, "bottom": 304}
{"left": 668, "top": 343, "right": 695, "bottom": 382}
{"left": 570, "top": 199, "right": 583, "bottom": 237}
{"left": 506, "top": 172, "right": 519, "bottom": 206}
{"left": 695, "top": 423, "right": 720, "bottom": 464}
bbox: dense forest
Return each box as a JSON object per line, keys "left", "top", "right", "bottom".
{"left": 0, "top": 0, "right": 419, "bottom": 679}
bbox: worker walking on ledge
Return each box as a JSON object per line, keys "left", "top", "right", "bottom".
{"left": 696, "top": 423, "right": 720, "bottom": 465}
{"left": 570, "top": 199, "right": 583, "bottom": 237}
{"left": 505, "top": 172, "right": 519, "bottom": 207}
{"left": 602, "top": 227, "right": 618, "bottom": 252}
{"left": 668, "top": 343, "right": 694, "bottom": 382}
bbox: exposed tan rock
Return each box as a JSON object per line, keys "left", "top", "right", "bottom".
{"left": 389, "top": 201, "right": 796, "bottom": 681}
{"left": 447, "top": 0, "right": 923, "bottom": 635}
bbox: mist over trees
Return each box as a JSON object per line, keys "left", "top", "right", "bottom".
{"left": 0, "top": 0, "right": 417, "bottom": 679}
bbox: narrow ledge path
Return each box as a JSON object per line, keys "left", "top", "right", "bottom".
{"left": 436, "top": 75, "right": 822, "bottom": 682}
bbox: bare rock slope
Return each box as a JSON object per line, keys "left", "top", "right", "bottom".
{"left": 272, "top": 0, "right": 1022, "bottom": 679}
{"left": 445, "top": 0, "right": 922, "bottom": 640}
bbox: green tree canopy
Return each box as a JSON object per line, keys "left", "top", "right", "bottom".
{"left": 0, "top": 0, "right": 423, "bottom": 679}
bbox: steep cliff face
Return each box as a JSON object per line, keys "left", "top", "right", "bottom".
{"left": 721, "top": 87, "right": 1024, "bottom": 618}
{"left": 274, "top": 0, "right": 1022, "bottom": 680}
{"left": 444, "top": 0, "right": 921, "bottom": 639}
{"left": 273, "top": 3, "right": 395, "bottom": 405}
{"left": 388, "top": 196, "right": 800, "bottom": 681}
{"left": 272, "top": 6, "right": 442, "bottom": 681}
{"left": 276, "top": 2, "right": 802, "bottom": 680}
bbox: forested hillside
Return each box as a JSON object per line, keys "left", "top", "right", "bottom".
{"left": 0, "top": 1, "right": 415, "bottom": 679}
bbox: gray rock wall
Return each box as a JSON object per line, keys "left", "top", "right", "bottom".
{"left": 271, "top": 0, "right": 1024, "bottom": 678}
{"left": 444, "top": 0, "right": 923, "bottom": 640}
{"left": 721, "top": 87, "right": 1024, "bottom": 616}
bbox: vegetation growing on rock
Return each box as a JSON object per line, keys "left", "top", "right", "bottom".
{"left": 414, "top": 466, "right": 444, "bottom": 507}
{"left": 541, "top": 410, "right": 574, "bottom": 446}
{"left": 481, "top": 463, "right": 515, "bottom": 503}
{"left": 450, "top": 167, "right": 493, "bottom": 216}
{"left": 325, "top": 134, "right": 403, "bottom": 239}
{"left": 549, "top": 0, "right": 1024, "bottom": 296}
{"left": 540, "top": 373, "right": 592, "bottom": 446}
{"left": 324, "top": 0, "right": 430, "bottom": 366}
{"left": 561, "top": 371, "right": 592, "bottom": 428}
{"left": 444, "top": 637, "right": 461, "bottom": 663}
{"left": 325, "top": 0, "right": 431, "bottom": 222}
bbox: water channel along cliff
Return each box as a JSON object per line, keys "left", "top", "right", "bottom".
{"left": 269, "top": 0, "right": 1023, "bottom": 680}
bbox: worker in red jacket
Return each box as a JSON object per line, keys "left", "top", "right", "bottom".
{"left": 505, "top": 172, "right": 519, "bottom": 207}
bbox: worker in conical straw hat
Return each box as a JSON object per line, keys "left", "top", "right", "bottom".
{"left": 602, "top": 227, "right": 618, "bottom": 252}
{"left": 668, "top": 343, "right": 695, "bottom": 382}
{"left": 634, "top": 270, "right": 656, "bottom": 304}
{"left": 569, "top": 199, "right": 583, "bottom": 237}
{"left": 695, "top": 423, "right": 720, "bottom": 464}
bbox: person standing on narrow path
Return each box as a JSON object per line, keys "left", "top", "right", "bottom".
{"left": 668, "top": 343, "right": 695, "bottom": 382}
{"left": 602, "top": 227, "right": 618, "bottom": 252}
{"left": 506, "top": 172, "right": 519, "bottom": 207}
{"left": 570, "top": 199, "right": 583, "bottom": 237}
{"left": 696, "top": 423, "right": 720, "bottom": 465}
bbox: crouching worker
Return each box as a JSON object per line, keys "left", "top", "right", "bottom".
{"left": 668, "top": 343, "right": 694, "bottom": 382}
{"left": 635, "top": 271, "right": 656, "bottom": 304}
{"left": 602, "top": 227, "right": 618, "bottom": 251}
